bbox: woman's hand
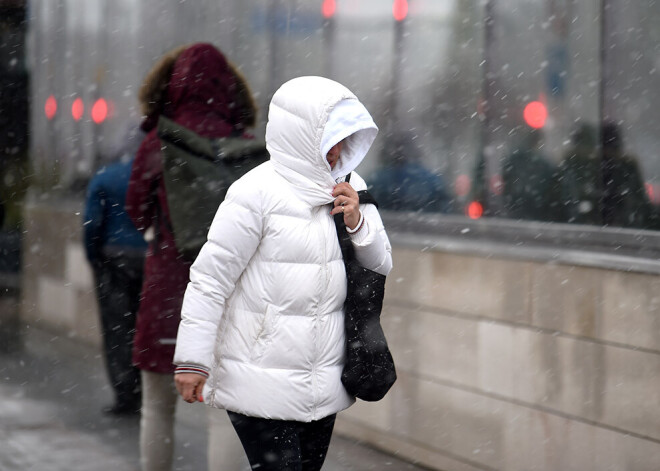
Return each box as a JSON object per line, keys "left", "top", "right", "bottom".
{"left": 331, "top": 182, "right": 360, "bottom": 230}
{"left": 174, "top": 372, "right": 207, "bottom": 403}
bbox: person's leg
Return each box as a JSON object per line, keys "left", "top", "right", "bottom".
{"left": 298, "top": 414, "right": 336, "bottom": 471}
{"left": 140, "top": 370, "right": 177, "bottom": 471}
{"left": 96, "top": 256, "right": 141, "bottom": 412}
{"left": 107, "top": 255, "right": 142, "bottom": 410}
{"left": 227, "top": 411, "right": 302, "bottom": 471}
{"left": 207, "top": 407, "right": 251, "bottom": 470}
{"left": 93, "top": 263, "right": 128, "bottom": 412}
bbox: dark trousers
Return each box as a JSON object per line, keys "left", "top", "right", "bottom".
{"left": 227, "top": 411, "right": 336, "bottom": 471}
{"left": 93, "top": 252, "right": 144, "bottom": 408}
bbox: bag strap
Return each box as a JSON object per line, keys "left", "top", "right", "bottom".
{"left": 357, "top": 190, "right": 378, "bottom": 208}
{"left": 333, "top": 172, "right": 379, "bottom": 262}
{"left": 158, "top": 115, "right": 266, "bottom": 164}
{"left": 343, "top": 172, "right": 378, "bottom": 208}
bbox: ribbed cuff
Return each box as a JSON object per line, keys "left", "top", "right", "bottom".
{"left": 346, "top": 212, "right": 364, "bottom": 234}
{"left": 174, "top": 364, "right": 210, "bottom": 377}
{"left": 348, "top": 218, "right": 369, "bottom": 244}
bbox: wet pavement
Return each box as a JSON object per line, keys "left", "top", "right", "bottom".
{"left": 0, "top": 327, "right": 429, "bottom": 471}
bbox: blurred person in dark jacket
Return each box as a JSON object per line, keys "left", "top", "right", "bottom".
{"left": 502, "top": 127, "right": 560, "bottom": 222}
{"left": 601, "top": 121, "right": 655, "bottom": 229}
{"left": 558, "top": 121, "right": 655, "bottom": 229}
{"left": 83, "top": 142, "right": 147, "bottom": 416}
{"left": 558, "top": 123, "right": 602, "bottom": 225}
{"left": 368, "top": 132, "right": 452, "bottom": 213}
{"left": 126, "top": 43, "right": 257, "bottom": 471}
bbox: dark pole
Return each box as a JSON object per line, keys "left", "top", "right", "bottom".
{"left": 480, "top": 0, "right": 495, "bottom": 149}
{"left": 322, "top": 15, "right": 336, "bottom": 78}
{"left": 387, "top": 7, "right": 405, "bottom": 142}
{"left": 91, "top": 0, "right": 111, "bottom": 176}
{"left": 598, "top": 0, "right": 608, "bottom": 126}
{"left": 268, "top": 0, "right": 280, "bottom": 99}
{"left": 473, "top": 0, "right": 495, "bottom": 215}
{"left": 599, "top": 0, "right": 610, "bottom": 224}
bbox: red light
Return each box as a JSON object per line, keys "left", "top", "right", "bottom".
{"left": 45, "top": 95, "right": 57, "bottom": 120}
{"left": 467, "top": 201, "right": 484, "bottom": 219}
{"left": 523, "top": 101, "right": 547, "bottom": 129}
{"left": 92, "top": 98, "right": 108, "bottom": 124}
{"left": 71, "top": 98, "right": 84, "bottom": 121}
{"left": 322, "top": 0, "right": 336, "bottom": 19}
{"left": 393, "top": 0, "right": 408, "bottom": 21}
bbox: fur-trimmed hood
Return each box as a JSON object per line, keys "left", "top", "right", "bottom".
{"left": 138, "top": 43, "right": 256, "bottom": 135}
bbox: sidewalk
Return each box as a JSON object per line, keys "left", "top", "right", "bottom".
{"left": 0, "top": 327, "right": 427, "bottom": 471}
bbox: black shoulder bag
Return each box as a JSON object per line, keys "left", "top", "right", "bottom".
{"left": 334, "top": 176, "right": 397, "bottom": 402}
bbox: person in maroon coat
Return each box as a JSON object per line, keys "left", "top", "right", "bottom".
{"left": 126, "top": 42, "right": 257, "bottom": 471}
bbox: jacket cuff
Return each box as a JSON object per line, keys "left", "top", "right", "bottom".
{"left": 349, "top": 218, "right": 370, "bottom": 245}
{"left": 346, "top": 211, "right": 364, "bottom": 234}
{"left": 174, "top": 364, "right": 210, "bottom": 377}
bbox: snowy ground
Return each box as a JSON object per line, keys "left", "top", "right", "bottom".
{"left": 0, "top": 327, "right": 429, "bottom": 471}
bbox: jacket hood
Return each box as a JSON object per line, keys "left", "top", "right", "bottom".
{"left": 140, "top": 43, "right": 256, "bottom": 137}
{"left": 265, "top": 76, "right": 378, "bottom": 206}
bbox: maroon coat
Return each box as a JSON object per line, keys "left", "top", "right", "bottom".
{"left": 126, "top": 44, "right": 248, "bottom": 373}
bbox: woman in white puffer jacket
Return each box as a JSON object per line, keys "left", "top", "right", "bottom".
{"left": 173, "top": 76, "right": 392, "bottom": 470}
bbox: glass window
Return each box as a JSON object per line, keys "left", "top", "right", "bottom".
{"left": 366, "top": 0, "right": 482, "bottom": 214}
{"left": 360, "top": 0, "right": 660, "bottom": 232}
{"left": 27, "top": 0, "right": 659, "bottom": 234}
{"left": 598, "top": 0, "right": 660, "bottom": 230}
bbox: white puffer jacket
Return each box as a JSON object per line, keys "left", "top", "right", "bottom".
{"left": 173, "top": 76, "right": 393, "bottom": 422}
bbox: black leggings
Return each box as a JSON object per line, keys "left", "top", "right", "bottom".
{"left": 227, "top": 411, "right": 336, "bottom": 471}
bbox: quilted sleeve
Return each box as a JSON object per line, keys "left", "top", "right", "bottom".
{"left": 174, "top": 177, "right": 263, "bottom": 370}
{"left": 349, "top": 172, "right": 393, "bottom": 276}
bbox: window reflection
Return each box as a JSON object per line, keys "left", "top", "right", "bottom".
{"left": 557, "top": 123, "right": 600, "bottom": 225}
{"left": 368, "top": 132, "right": 452, "bottom": 213}
{"left": 27, "top": 0, "right": 659, "bottom": 232}
{"left": 599, "top": 122, "right": 658, "bottom": 229}
{"left": 400, "top": 0, "right": 659, "bottom": 232}
{"left": 501, "top": 127, "right": 560, "bottom": 222}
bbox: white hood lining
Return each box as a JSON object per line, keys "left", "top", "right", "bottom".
{"left": 321, "top": 99, "right": 378, "bottom": 180}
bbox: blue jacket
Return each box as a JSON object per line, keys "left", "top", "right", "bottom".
{"left": 368, "top": 162, "right": 452, "bottom": 213}
{"left": 83, "top": 158, "right": 147, "bottom": 264}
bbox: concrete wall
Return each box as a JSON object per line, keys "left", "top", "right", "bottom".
{"left": 336, "top": 248, "right": 660, "bottom": 471}
{"left": 21, "top": 201, "right": 660, "bottom": 470}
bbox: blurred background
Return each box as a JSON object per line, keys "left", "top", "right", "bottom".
{"left": 1, "top": 0, "right": 659, "bottom": 470}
